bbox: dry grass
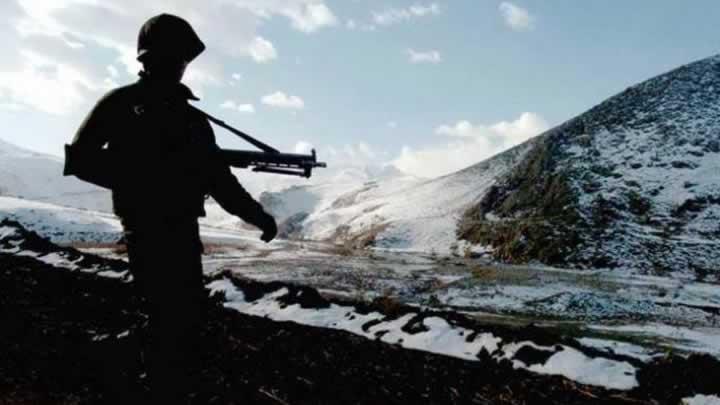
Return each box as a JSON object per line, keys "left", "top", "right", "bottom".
{"left": 325, "top": 243, "right": 360, "bottom": 257}
{"left": 372, "top": 295, "right": 405, "bottom": 317}
{"left": 68, "top": 242, "right": 127, "bottom": 255}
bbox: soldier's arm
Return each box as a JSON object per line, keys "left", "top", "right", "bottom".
{"left": 209, "top": 165, "right": 265, "bottom": 220}
{"left": 63, "top": 91, "right": 119, "bottom": 189}
{"left": 208, "top": 161, "right": 277, "bottom": 242}
{"left": 203, "top": 123, "right": 276, "bottom": 239}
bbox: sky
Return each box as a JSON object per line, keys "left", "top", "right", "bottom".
{"left": 1, "top": 0, "right": 720, "bottom": 179}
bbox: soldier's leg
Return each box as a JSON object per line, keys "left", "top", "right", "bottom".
{"left": 139, "top": 219, "right": 206, "bottom": 403}
{"left": 102, "top": 223, "right": 152, "bottom": 404}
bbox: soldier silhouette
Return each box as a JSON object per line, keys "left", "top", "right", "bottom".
{"left": 64, "top": 13, "right": 277, "bottom": 403}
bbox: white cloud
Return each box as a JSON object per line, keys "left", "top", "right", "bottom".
{"left": 387, "top": 121, "right": 398, "bottom": 129}
{"left": 221, "top": 100, "right": 255, "bottom": 113}
{"left": 294, "top": 140, "right": 314, "bottom": 154}
{"left": 229, "top": 72, "right": 242, "bottom": 87}
{"left": 372, "top": 3, "right": 440, "bottom": 26}
{"left": 106, "top": 65, "right": 119, "bottom": 78}
{"left": 248, "top": 36, "right": 278, "bottom": 63}
{"left": 236, "top": 104, "right": 256, "bottom": 113}
{"left": 280, "top": 3, "right": 337, "bottom": 33}
{"left": 0, "top": 102, "right": 26, "bottom": 112}
{"left": 0, "top": 0, "right": 338, "bottom": 115}
{"left": 499, "top": 2, "right": 534, "bottom": 31}
{"left": 393, "top": 112, "right": 549, "bottom": 178}
{"left": 322, "top": 142, "right": 383, "bottom": 165}
{"left": 0, "top": 48, "right": 104, "bottom": 115}
{"left": 407, "top": 49, "right": 442, "bottom": 64}
{"left": 345, "top": 18, "right": 377, "bottom": 32}
{"left": 261, "top": 91, "right": 305, "bottom": 109}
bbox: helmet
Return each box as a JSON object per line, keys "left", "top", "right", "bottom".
{"left": 137, "top": 14, "right": 205, "bottom": 63}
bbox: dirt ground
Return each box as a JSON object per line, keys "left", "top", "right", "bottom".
{"left": 2, "top": 249, "right": 720, "bottom": 405}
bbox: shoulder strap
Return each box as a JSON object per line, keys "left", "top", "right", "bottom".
{"left": 187, "top": 104, "right": 279, "bottom": 153}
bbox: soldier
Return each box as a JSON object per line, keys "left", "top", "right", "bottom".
{"left": 64, "top": 14, "right": 277, "bottom": 403}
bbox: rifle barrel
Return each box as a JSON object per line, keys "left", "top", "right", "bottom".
{"left": 220, "top": 149, "right": 327, "bottom": 178}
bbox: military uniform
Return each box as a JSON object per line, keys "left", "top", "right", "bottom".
{"left": 64, "top": 14, "right": 276, "bottom": 403}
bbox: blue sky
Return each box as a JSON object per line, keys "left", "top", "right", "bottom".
{"left": 1, "top": 1, "right": 719, "bottom": 178}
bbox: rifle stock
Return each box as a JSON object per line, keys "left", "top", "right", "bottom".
{"left": 220, "top": 148, "right": 327, "bottom": 178}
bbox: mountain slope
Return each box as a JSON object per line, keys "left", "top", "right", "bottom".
{"left": 0, "top": 196, "right": 122, "bottom": 244}
{"left": 259, "top": 143, "right": 535, "bottom": 252}
{"left": 459, "top": 54, "right": 720, "bottom": 279}
{"left": 0, "top": 138, "right": 111, "bottom": 212}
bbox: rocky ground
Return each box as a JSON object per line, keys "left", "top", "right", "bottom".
{"left": 2, "top": 233, "right": 720, "bottom": 404}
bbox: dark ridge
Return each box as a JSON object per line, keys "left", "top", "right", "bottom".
{"left": 0, "top": 218, "right": 128, "bottom": 273}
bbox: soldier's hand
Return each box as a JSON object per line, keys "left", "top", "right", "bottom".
{"left": 259, "top": 213, "right": 277, "bottom": 243}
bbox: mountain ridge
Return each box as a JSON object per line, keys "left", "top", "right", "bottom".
{"left": 459, "top": 53, "right": 720, "bottom": 279}
{"left": 0, "top": 136, "right": 112, "bottom": 212}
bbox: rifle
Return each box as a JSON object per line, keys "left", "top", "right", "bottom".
{"left": 191, "top": 105, "right": 327, "bottom": 178}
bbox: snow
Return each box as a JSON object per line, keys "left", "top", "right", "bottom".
{"left": 591, "top": 324, "right": 720, "bottom": 357}
{"left": 203, "top": 141, "right": 534, "bottom": 253}
{"left": 0, "top": 225, "right": 18, "bottom": 239}
{"left": 207, "top": 278, "right": 640, "bottom": 390}
{"left": 683, "top": 395, "right": 720, "bottom": 405}
{"left": 578, "top": 338, "right": 660, "bottom": 362}
{"left": 5, "top": 248, "right": 82, "bottom": 271}
{"left": 0, "top": 137, "right": 111, "bottom": 212}
{"left": 37, "top": 252, "right": 81, "bottom": 270}
{"left": 528, "top": 346, "right": 636, "bottom": 390}
{"left": 296, "top": 151, "right": 526, "bottom": 252}
{"left": 555, "top": 56, "right": 720, "bottom": 277}
{"left": 0, "top": 196, "right": 266, "bottom": 246}
{"left": 97, "top": 270, "right": 130, "bottom": 279}
{"left": 0, "top": 196, "right": 122, "bottom": 244}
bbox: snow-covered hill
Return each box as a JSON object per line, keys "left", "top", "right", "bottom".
{"left": 203, "top": 164, "right": 422, "bottom": 233}
{"left": 460, "top": 54, "right": 720, "bottom": 279}
{"left": 0, "top": 196, "right": 121, "bottom": 244}
{"left": 0, "top": 138, "right": 111, "bottom": 212}
{"left": 251, "top": 54, "right": 720, "bottom": 276}
{"left": 256, "top": 143, "right": 534, "bottom": 252}
{"left": 0, "top": 196, "right": 267, "bottom": 247}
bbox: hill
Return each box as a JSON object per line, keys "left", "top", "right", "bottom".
{"left": 459, "top": 54, "right": 720, "bottom": 279}
{"left": 0, "top": 138, "right": 111, "bottom": 212}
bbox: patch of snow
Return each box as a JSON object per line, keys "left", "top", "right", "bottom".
{"left": 36, "top": 252, "right": 81, "bottom": 270}
{"left": 0, "top": 226, "right": 18, "bottom": 239}
{"left": 529, "top": 346, "right": 636, "bottom": 390}
{"left": 591, "top": 324, "right": 720, "bottom": 357}
{"left": 499, "top": 341, "right": 637, "bottom": 390}
{"left": 683, "top": 395, "right": 720, "bottom": 405}
{"left": 97, "top": 270, "right": 130, "bottom": 280}
{"left": 208, "top": 278, "right": 640, "bottom": 390}
{"left": 578, "top": 338, "right": 660, "bottom": 362}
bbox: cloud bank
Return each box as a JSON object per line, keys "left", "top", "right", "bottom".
{"left": 393, "top": 112, "right": 549, "bottom": 178}
{"left": 0, "top": 0, "right": 337, "bottom": 115}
